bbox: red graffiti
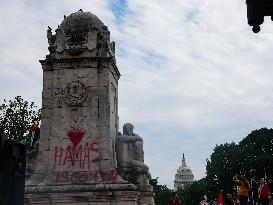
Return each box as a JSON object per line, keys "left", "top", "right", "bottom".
{"left": 54, "top": 141, "right": 101, "bottom": 169}
{"left": 67, "top": 129, "right": 86, "bottom": 147}
{"left": 53, "top": 171, "right": 119, "bottom": 184}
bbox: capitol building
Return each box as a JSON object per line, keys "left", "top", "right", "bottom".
{"left": 174, "top": 154, "right": 194, "bottom": 189}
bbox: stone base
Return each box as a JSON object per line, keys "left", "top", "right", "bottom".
{"left": 25, "top": 184, "right": 138, "bottom": 205}
{"left": 137, "top": 184, "right": 155, "bottom": 205}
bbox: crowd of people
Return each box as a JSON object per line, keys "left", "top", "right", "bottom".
{"left": 231, "top": 174, "right": 273, "bottom": 205}
{"left": 200, "top": 174, "right": 273, "bottom": 205}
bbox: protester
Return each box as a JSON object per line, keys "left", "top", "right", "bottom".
{"left": 259, "top": 178, "right": 270, "bottom": 205}
{"left": 234, "top": 195, "right": 240, "bottom": 205}
{"left": 268, "top": 178, "right": 273, "bottom": 205}
{"left": 233, "top": 175, "right": 250, "bottom": 205}
{"left": 208, "top": 194, "right": 218, "bottom": 205}
{"left": 206, "top": 191, "right": 214, "bottom": 205}
{"left": 250, "top": 173, "right": 259, "bottom": 205}
{"left": 268, "top": 178, "right": 273, "bottom": 199}
{"left": 226, "top": 193, "right": 234, "bottom": 205}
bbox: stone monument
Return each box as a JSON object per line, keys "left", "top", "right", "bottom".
{"left": 116, "top": 123, "right": 154, "bottom": 205}
{"left": 24, "top": 11, "right": 154, "bottom": 205}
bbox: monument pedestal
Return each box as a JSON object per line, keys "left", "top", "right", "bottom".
{"left": 25, "top": 11, "right": 154, "bottom": 205}
{"left": 25, "top": 184, "right": 138, "bottom": 205}
{"left": 137, "top": 184, "right": 154, "bottom": 205}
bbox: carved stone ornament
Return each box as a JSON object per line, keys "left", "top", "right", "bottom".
{"left": 64, "top": 80, "right": 88, "bottom": 106}
{"left": 67, "top": 45, "right": 86, "bottom": 55}
{"left": 25, "top": 183, "right": 137, "bottom": 194}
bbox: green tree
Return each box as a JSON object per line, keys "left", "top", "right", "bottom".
{"left": 205, "top": 128, "right": 273, "bottom": 196}
{"left": 0, "top": 96, "right": 41, "bottom": 142}
{"left": 177, "top": 179, "right": 207, "bottom": 205}
{"left": 239, "top": 128, "right": 273, "bottom": 179}
{"left": 206, "top": 142, "right": 239, "bottom": 194}
{"left": 150, "top": 177, "right": 172, "bottom": 205}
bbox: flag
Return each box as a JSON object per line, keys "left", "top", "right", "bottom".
{"left": 218, "top": 191, "right": 223, "bottom": 205}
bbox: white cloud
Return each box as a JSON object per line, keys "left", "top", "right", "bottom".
{"left": 1, "top": 0, "right": 273, "bottom": 188}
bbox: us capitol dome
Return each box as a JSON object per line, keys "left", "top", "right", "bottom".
{"left": 174, "top": 154, "right": 195, "bottom": 189}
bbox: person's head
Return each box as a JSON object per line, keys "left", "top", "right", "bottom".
{"left": 239, "top": 175, "right": 248, "bottom": 182}
{"left": 227, "top": 193, "right": 232, "bottom": 200}
{"left": 123, "top": 123, "right": 134, "bottom": 136}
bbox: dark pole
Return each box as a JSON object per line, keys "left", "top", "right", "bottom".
{"left": 0, "top": 133, "right": 26, "bottom": 205}
{"left": 246, "top": 0, "right": 273, "bottom": 33}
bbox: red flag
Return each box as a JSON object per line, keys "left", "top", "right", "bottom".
{"left": 218, "top": 191, "right": 223, "bottom": 205}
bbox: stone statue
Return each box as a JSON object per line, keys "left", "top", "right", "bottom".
{"left": 116, "top": 123, "right": 149, "bottom": 183}
{"left": 115, "top": 123, "right": 154, "bottom": 205}
{"left": 47, "top": 26, "right": 56, "bottom": 53}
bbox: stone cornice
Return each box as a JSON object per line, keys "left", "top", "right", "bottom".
{"left": 25, "top": 183, "right": 137, "bottom": 194}
{"left": 39, "top": 57, "right": 120, "bottom": 81}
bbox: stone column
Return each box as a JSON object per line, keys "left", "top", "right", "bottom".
{"left": 25, "top": 11, "right": 138, "bottom": 205}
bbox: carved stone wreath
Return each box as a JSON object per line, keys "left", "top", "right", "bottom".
{"left": 64, "top": 80, "right": 88, "bottom": 106}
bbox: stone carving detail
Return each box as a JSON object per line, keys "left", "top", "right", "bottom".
{"left": 47, "top": 26, "right": 56, "bottom": 54}
{"left": 25, "top": 142, "right": 40, "bottom": 180}
{"left": 65, "top": 31, "right": 87, "bottom": 55}
{"left": 54, "top": 86, "right": 108, "bottom": 98}
{"left": 25, "top": 183, "right": 137, "bottom": 194}
{"left": 45, "top": 12, "right": 118, "bottom": 59}
{"left": 96, "top": 27, "right": 112, "bottom": 58}
{"left": 64, "top": 80, "right": 88, "bottom": 106}
{"left": 25, "top": 10, "right": 154, "bottom": 205}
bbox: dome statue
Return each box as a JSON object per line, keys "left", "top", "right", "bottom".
{"left": 173, "top": 154, "right": 194, "bottom": 189}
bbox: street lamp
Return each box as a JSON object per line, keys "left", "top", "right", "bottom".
{"left": 246, "top": 0, "right": 273, "bottom": 33}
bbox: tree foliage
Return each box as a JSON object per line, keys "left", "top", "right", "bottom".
{"left": 206, "top": 142, "right": 239, "bottom": 194}
{"left": 177, "top": 179, "right": 207, "bottom": 205}
{"left": 150, "top": 177, "right": 207, "bottom": 205}
{"left": 206, "top": 128, "right": 273, "bottom": 196}
{"left": 0, "top": 96, "right": 41, "bottom": 142}
{"left": 150, "top": 177, "right": 172, "bottom": 205}
{"left": 147, "top": 128, "right": 273, "bottom": 205}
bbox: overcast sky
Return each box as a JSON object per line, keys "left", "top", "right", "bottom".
{"left": 1, "top": 0, "right": 273, "bottom": 188}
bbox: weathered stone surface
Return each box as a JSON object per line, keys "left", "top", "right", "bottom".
{"left": 115, "top": 123, "right": 154, "bottom": 205}
{"left": 116, "top": 123, "right": 148, "bottom": 172}
{"left": 25, "top": 10, "right": 153, "bottom": 205}
{"left": 25, "top": 189, "right": 138, "bottom": 205}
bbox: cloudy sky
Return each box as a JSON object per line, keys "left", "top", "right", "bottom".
{"left": 1, "top": 0, "right": 273, "bottom": 188}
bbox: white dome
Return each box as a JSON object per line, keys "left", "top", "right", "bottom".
{"left": 174, "top": 154, "right": 194, "bottom": 189}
